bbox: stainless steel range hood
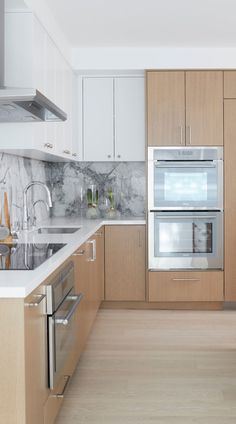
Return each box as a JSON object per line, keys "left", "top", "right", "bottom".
{"left": 0, "top": 0, "right": 67, "bottom": 123}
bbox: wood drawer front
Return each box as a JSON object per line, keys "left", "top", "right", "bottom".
{"left": 149, "top": 271, "right": 224, "bottom": 302}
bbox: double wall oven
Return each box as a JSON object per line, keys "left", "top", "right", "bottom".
{"left": 148, "top": 147, "right": 224, "bottom": 270}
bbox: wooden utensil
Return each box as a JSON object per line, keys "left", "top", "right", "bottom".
{"left": 4, "top": 192, "right": 10, "bottom": 230}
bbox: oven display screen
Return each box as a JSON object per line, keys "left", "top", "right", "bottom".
{"left": 164, "top": 172, "right": 208, "bottom": 202}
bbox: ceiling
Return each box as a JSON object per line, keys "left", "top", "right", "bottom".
{"left": 46, "top": 0, "right": 236, "bottom": 48}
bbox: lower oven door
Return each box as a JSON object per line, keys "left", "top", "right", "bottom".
{"left": 48, "top": 289, "right": 83, "bottom": 389}
{"left": 148, "top": 211, "right": 223, "bottom": 270}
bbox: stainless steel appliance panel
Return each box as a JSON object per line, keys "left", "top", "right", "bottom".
{"left": 148, "top": 211, "right": 223, "bottom": 270}
{"left": 148, "top": 146, "right": 223, "bottom": 210}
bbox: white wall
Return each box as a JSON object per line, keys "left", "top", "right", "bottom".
{"left": 71, "top": 47, "right": 236, "bottom": 71}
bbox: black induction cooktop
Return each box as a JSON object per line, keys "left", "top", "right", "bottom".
{"left": 0, "top": 243, "right": 66, "bottom": 270}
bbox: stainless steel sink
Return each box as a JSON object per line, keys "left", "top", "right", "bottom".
{"left": 37, "top": 226, "right": 81, "bottom": 234}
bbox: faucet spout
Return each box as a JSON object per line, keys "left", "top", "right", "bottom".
{"left": 23, "top": 181, "right": 52, "bottom": 230}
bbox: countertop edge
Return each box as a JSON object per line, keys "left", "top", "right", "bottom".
{"left": 0, "top": 218, "right": 146, "bottom": 299}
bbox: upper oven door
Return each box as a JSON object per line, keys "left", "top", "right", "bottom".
{"left": 148, "top": 148, "right": 223, "bottom": 210}
{"left": 148, "top": 211, "right": 223, "bottom": 270}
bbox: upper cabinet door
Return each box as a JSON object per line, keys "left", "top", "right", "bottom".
{"left": 83, "top": 78, "right": 114, "bottom": 161}
{"left": 115, "top": 77, "right": 145, "bottom": 161}
{"left": 185, "top": 71, "right": 223, "bottom": 146}
{"left": 147, "top": 71, "right": 185, "bottom": 146}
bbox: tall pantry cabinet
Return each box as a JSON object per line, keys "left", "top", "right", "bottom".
{"left": 224, "top": 72, "right": 236, "bottom": 301}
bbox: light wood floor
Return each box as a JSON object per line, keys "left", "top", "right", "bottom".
{"left": 56, "top": 310, "right": 236, "bottom": 424}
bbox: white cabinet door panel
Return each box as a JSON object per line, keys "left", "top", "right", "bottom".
{"left": 83, "top": 78, "right": 114, "bottom": 161}
{"left": 115, "top": 77, "right": 145, "bottom": 161}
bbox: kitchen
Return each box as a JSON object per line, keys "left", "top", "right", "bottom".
{"left": 1, "top": 0, "right": 236, "bottom": 423}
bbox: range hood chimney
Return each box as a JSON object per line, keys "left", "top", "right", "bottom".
{"left": 0, "top": 0, "right": 67, "bottom": 123}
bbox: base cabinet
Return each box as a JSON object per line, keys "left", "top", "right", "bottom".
{"left": 148, "top": 271, "right": 224, "bottom": 302}
{"left": 72, "top": 227, "right": 104, "bottom": 360}
{"left": 105, "top": 225, "right": 146, "bottom": 301}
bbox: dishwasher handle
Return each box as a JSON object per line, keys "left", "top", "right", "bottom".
{"left": 55, "top": 293, "right": 84, "bottom": 326}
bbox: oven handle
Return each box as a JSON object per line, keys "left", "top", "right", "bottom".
{"left": 55, "top": 293, "right": 84, "bottom": 326}
{"left": 154, "top": 215, "right": 217, "bottom": 219}
{"left": 154, "top": 162, "right": 216, "bottom": 168}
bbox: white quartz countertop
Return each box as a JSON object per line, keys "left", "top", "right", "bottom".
{"left": 0, "top": 217, "right": 146, "bottom": 298}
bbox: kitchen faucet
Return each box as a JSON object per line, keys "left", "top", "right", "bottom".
{"left": 23, "top": 181, "right": 52, "bottom": 230}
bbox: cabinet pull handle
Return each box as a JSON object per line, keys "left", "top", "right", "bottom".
{"left": 117, "top": 154, "right": 121, "bottom": 159}
{"left": 107, "top": 155, "right": 111, "bottom": 159}
{"left": 25, "top": 294, "right": 46, "bottom": 307}
{"left": 86, "top": 239, "right": 96, "bottom": 261}
{"left": 72, "top": 153, "right": 77, "bottom": 157}
{"left": 73, "top": 250, "right": 85, "bottom": 256}
{"left": 52, "top": 375, "right": 71, "bottom": 398}
{"left": 172, "top": 278, "right": 200, "bottom": 282}
{"left": 179, "top": 126, "right": 183, "bottom": 145}
{"left": 63, "top": 150, "right": 71, "bottom": 155}
{"left": 187, "top": 126, "right": 192, "bottom": 145}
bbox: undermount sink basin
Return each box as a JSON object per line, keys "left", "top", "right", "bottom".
{"left": 37, "top": 226, "right": 81, "bottom": 234}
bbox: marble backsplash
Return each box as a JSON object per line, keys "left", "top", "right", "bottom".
{"left": 48, "top": 161, "right": 146, "bottom": 218}
{"left": 0, "top": 153, "right": 146, "bottom": 229}
{"left": 0, "top": 152, "right": 50, "bottom": 230}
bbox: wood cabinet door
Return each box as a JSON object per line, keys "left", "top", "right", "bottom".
{"left": 94, "top": 227, "right": 105, "bottom": 303}
{"left": 24, "top": 285, "right": 48, "bottom": 424}
{"left": 224, "top": 71, "right": 236, "bottom": 98}
{"left": 115, "top": 77, "right": 145, "bottom": 161}
{"left": 147, "top": 71, "right": 185, "bottom": 146}
{"left": 186, "top": 71, "right": 223, "bottom": 146}
{"left": 105, "top": 225, "right": 146, "bottom": 301}
{"left": 224, "top": 100, "right": 236, "bottom": 300}
{"left": 83, "top": 77, "right": 114, "bottom": 161}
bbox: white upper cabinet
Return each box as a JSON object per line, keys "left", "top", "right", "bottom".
{"left": 83, "top": 78, "right": 114, "bottom": 161}
{"left": 115, "top": 77, "right": 145, "bottom": 161}
{"left": 1, "top": 11, "right": 78, "bottom": 162}
{"left": 81, "top": 76, "right": 145, "bottom": 162}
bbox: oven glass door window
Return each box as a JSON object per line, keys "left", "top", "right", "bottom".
{"left": 157, "top": 221, "right": 213, "bottom": 256}
{"left": 153, "top": 162, "right": 219, "bottom": 209}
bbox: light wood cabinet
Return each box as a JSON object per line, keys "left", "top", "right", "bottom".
{"left": 147, "top": 71, "right": 223, "bottom": 146}
{"left": 147, "top": 71, "right": 185, "bottom": 146}
{"left": 24, "top": 286, "right": 48, "bottom": 424}
{"left": 105, "top": 225, "right": 146, "bottom": 301}
{"left": 224, "top": 71, "right": 236, "bottom": 98}
{"left": 82, "top": 76, "right": 145, "bottom": 161}
{"left": 72, "top": 228, "right": 104, "bottom": 357}
{"left": 148, "top": 271, "right": 224, "bottom": 302}
{"left": 0, "top": 283, "right": 47, "bottom": 424}
{"left": 224, "top": 99, "right": 236, "bottom": 301}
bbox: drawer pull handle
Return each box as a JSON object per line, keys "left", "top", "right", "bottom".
{"left": 25, "top": 294, "right": 46, "bottom": 307}
{"left": 52, "top": 375, "right": 70, "bottom": 398}
{"left": 172, "top": 278, "right": 200, "bottom": 282}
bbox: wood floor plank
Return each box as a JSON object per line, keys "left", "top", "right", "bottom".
{"left": 56, "top": 310, "right": 236, "bottom": 424}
